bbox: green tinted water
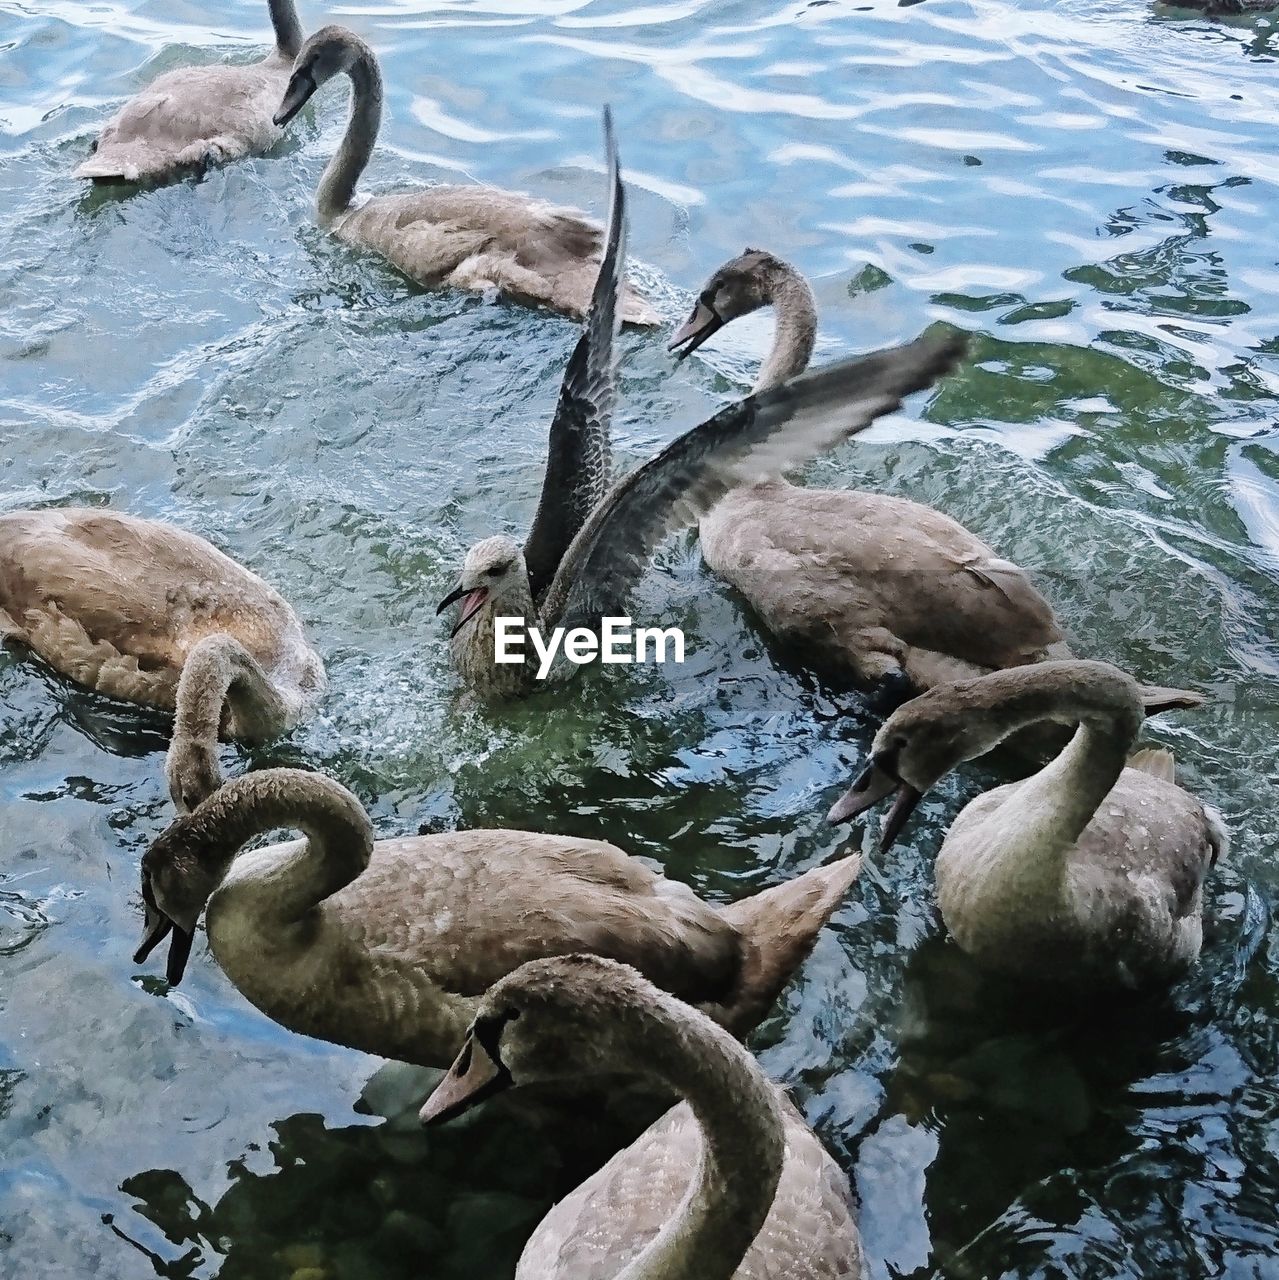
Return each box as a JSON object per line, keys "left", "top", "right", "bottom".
{"left": 1, "top": 0, "right": 1278, "bottom": 1276}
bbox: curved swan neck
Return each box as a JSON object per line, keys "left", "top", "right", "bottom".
{"left": 753, "top": 267, "right": 817, "bottom": 393}
{"left": 190, "top": 769, "right": 374, "bottom": 919}
{"left": 957, "top": 662, "right": 1144, "bottom": 848}
{"left": 173, "top": 634, "right": 290, "bottom": 748}
{"left": 613, "top": 994, "right": 786, "bottom": 1280}
{"left": 267, "top": 0, "right": 304, "bottom": 59}
{"left": 318, "top": 40, "right": 383, "bottom": 224}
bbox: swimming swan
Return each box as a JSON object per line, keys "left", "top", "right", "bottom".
{"left": 670, "top": 249, "right": 1065, "bottom": 703}
{"left": 422, "top": 955, "right": 868, "bottom": 1280}
{"left": 134, "top": 767, "right": 865, "bottom": 1062}
{"left": 827, "top": 660, "right": 1226, "bottom": 990}
{"left": 76, "top": 0, "right": 306, "bottom": 184}
{"left": 272, "top": 27, "right": 656, "bottom": 323}
{"left": 670, "top": 250, "right": 1070, "bottom": 706}
{"left": 0, "top": 508, "right": 324, "bottom": 811}
{"left": 438, "top": 233, "right": 965, "bottom": 697}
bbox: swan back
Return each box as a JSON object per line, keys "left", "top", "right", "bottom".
{"left": 0, "top": 508, "right": 319, "bottom": 713}
{"left": 76, "top": 1, "right": 304, "bottom": 183}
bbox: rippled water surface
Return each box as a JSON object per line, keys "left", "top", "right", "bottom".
{"left": 3, "top": 0, "right": 1279, "bottom": 1275}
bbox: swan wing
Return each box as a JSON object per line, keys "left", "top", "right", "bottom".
{"left": 540, "top": 330, "right": 968, "bottom": 631}
{"left": 524, "top": 108, "right": 623, "bottom": 604}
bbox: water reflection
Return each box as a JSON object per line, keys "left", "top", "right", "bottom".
{"left": 111, "top": 1066, "right": 618, "bottom": 1280}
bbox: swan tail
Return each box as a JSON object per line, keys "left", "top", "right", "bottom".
{"left": 621, "top": 285, "right": 660, "bottom": 327}
{"left": 1140, "top": 684, "right": 1205, "bottom": 715}
{"left": 1204, "top": 805, "right": 1230, "bottom": 867}
{"left": 1128, "top": 747, "right": 1176, "bottom": 783}
{"left": 714, "top": 853, "right": 863, "bottom": 1037}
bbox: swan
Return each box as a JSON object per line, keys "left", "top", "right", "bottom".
{"left": 669, "top": 249, "right": 1065, "bottom": 705}
{"left": 134, "top": 767, "right": 865, "bottom": 1063}
{"left": 271, "top": 28, "right": 656, "bottom": 323}
{"left": 75, "top": 1, "right": 306, "bottom": 184}
{"left": 826, "top": 660, "right": 1227, "bottom": 990}
{"left": 422, "top": 954, "right": 868, "bottom": 1280}
{"left": 0, "top": 508, "right": 324, "bottom": 811}
{"left": 436, "top": 228, "right": 965, "bottom": 697}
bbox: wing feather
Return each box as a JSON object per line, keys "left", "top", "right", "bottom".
{"left": 541, "top": 329, "right": 968, "bottom": 630}
{"left": 523, "top": 107, "right": 624, "bottom": 604}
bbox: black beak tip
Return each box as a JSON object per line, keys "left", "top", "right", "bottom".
{"left": 436, "top": 584, "right": 466, "bottom": 616}
{"left": 164, "top": 928, "right": 195, "bottom": 987}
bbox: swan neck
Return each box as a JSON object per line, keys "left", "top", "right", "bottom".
{"left": 173, "top": 634, "right": 289, "bottom": 750}
{"left": 319, "top": 46, "right": 382, "bottom": 223}
{"left": 267, "top": 0, "right": 304, "bottom": 59}
{"left": 192, "top": 770, "right": 374, "bottom": 920}
{"left": 752, "top": 269, "right": 817, "bottom": 393}
{"left": 961, "top": 664, "right": 1144, "bottom": 852}
{"left": 613, "top": 999, "right": 786, "bottom": 1280}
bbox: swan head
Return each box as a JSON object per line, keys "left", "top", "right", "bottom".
{"left": 436, "top": 536, "right": 531, "bottom": 639}
{"left": 668, "top": 248, "right": 796, "bottom": 360}
{"left": 165, "top": 737, "right": 222, "bottom": 815}
{"left": 274, "top": 25, "right": 368, "bottom": 128}
{"left": 133, "top": 808, "right": 230, "bottom": 986}
{"left": 420, "top": 956, "right": 649, "bottom": 1125}
{"left": 826, "top": 688, "right": 991, "bottom": 850}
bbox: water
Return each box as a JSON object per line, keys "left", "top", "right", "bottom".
{"left": 2, "top": 0, "right": 1278, "bottom": 1274}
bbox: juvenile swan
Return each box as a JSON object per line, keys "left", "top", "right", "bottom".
{"left": 423, "top": 955, "right": 868, "bottom": 1280}
{"left": 76, "top": 0, "right": 306, "bottom": 183}
{"left": 670, "top": 250, "right": 1064, "bottom": 701}
{"left": 827, "top": 660, "right": 1226, "bottom": 990}
{"left": 272, "top": 28, "right": 656, "bottom": 323}
{"left": 438, "top": 245, "right": 966, "bottom": 697}
{"left": 0, "top": 509, "right": 324, "bottom": 811}
{"left": 134, "top": 768, "right": 865, "bottom": 1063}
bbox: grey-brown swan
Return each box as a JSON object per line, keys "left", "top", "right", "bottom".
{"left": 827, "top": 660, "right": 1226, "bottom": 990}
{"left": 272, "top": 29, "right": 656, "bottom": 323}
{"left": 76, "top": 0, "right": 306, "bottom": 184}
{"left": 135, "top": 767, "right": 865, "bottom": 1062}
{"left": 0, "top": 508, "right": 323, "bottom": 810}
{"left": 422, "top": 955, "right": 868, "bottom": 1279}
{"left": 670, "top": 249, "right": 1065, "bottom": 703}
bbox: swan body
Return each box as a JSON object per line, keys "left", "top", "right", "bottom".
{"left": 136, "top": 768, "right": 865, "bottom": 1063}
{"left": 672, "top": 250, "right": 1063, "bottom": 696}
{"left": 0, "top": 508, "right": 324, "bottom": 808}
{"left": 273, "top": 28, "right": 656, "bottom": 323}
{"left": 828, "top": 660, "right": 1225, "bottom": 989}
{"left": 75, "top": 1, "right": 305, "bottom": 184}
{"left": 422, "top": 956, "right": 867, "bottom": 1280}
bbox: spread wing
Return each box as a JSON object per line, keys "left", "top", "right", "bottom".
{"left": 540, "top": 329, "right": 968, "bottom": 631}
{"left": 522, "top": 106, "right": 624, "bottom": 605}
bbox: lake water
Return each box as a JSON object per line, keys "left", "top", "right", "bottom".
{"left": 2, "top": 0, "right": 1279, "bottom": 1276}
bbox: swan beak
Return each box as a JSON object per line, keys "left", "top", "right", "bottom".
{"left": 133, "top": 906, "right": 195, "bottom": 986}
{"left": 827, "top": 760, "right": 899, "bottom": 824}
{"left": 877, "top": 784, "right": 923, "bottom": 854}
{"left": 274, "top": 70, "right": 317, "bottom": 128}
{"left": 668, "top": 300, "right": 724, "bottom": 360}
{"left": 436, "top": 584, "right": 490, "bottom": 638}
{"left": 165, "top": 926, "right": 195, "bottom": 986}
{"left": 133, "top": 904, "right": 172, "bottom": 965}
{"left": 419, "top": 1032, "right": 512, "bottom": 1126}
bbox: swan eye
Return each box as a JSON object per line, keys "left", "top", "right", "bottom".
{"left": 485, "top": 565, "right": 505, "bottom": 578}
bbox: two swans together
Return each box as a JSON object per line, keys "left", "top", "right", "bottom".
{"left": 77, "top": 5, "right": 653, "bottom": 323}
